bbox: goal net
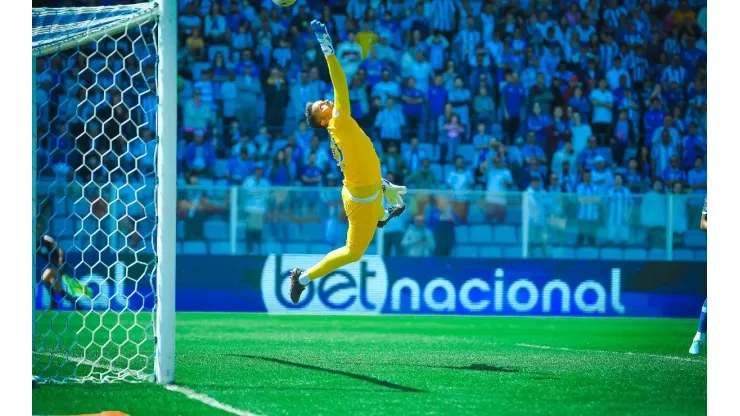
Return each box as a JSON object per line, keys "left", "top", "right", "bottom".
{"left": 32, "top": 1, "right": 174, "bottom": 384}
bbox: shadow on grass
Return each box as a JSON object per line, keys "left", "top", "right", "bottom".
{"left": 433, "top": 364, "right": 519, "bottom": 373}
{"left": 226, "top": 354, "right": 425, "bottom": 393}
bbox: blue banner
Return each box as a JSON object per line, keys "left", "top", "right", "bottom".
{"left": 34, "top": 253, "right": 706, "bottom": 318}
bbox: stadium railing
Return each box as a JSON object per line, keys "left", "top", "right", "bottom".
{"left": 39, "top": 183, "right": 706, "bottom": 262}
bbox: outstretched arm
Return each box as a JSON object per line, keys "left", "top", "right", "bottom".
{"left": 311, "top": 20, "right": 350, "bottom": 114}
{"left": 326, "top": 55, "right": 350, "bottom": 114}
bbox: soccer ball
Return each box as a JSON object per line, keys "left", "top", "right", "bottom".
{"left": 272, "top": 0, "right": 297, "bottom": 6}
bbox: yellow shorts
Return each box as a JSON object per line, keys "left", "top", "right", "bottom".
{"left": 341, "top": 186, "right": 385, "bottom": 254}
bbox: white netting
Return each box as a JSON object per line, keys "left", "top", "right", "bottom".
{"left": 33, "top": 4, "right": 160, "bottom": 383}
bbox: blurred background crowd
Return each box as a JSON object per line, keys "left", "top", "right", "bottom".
{"left": 34, "top": 0, "right": 708, "bottom": 261}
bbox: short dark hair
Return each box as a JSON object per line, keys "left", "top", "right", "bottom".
{"left": 305, "top": 101, "right": 321, "bottom": 129}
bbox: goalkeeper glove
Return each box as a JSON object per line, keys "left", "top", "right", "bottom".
{"left": 310, "top": 20, "right": 335, "bottom": 56}
{"left": 382, "top": 178, "right": 407, "bottom": 205}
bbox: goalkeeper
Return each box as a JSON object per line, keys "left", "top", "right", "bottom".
{"left": 37, "top": 223, "right": 92, "bottom": 309}
{"left": 289, "top": 20, "right": 407, "bottom": 304}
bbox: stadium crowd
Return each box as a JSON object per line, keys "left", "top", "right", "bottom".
{"left": 34, "top": 0, "right": 709, "bottom": 259}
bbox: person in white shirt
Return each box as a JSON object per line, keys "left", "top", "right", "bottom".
{"left": 589, "top": 79, "right": 614, "bottom": 143}
{"left": 590, "top": 156, "right": 614, "bottom": 193}
{"left": 551, "top": 140, "right": 578, "bottom": 178}
{"left": 401, "top": 215, "right": 436, "bottom": 257}
{"left": 484, "top": 154, "right": 513, "bottom": 223}
{"left": 525, "top": 174, "right": 550, "bottom": 253}
{"left": 242, "top": 164, "right": 271, "bottom": 253}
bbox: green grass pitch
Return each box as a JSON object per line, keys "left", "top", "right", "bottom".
{"left": 32, "top": 313, "right": 706, "bottom": 415}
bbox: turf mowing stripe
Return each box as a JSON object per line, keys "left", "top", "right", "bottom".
{"left": 516, "top": 343, "right": 705, "bottom": 363}
{"left": 33, "top": 352, "right": 260, "bottom": 416}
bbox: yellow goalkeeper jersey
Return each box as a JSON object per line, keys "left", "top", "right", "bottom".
{"left": 325, "top": 55, "right": 382, "bottom": 193}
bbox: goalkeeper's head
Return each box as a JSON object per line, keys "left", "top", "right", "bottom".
{"left": 305, "top": 100, "right": 334, "bottom": 128}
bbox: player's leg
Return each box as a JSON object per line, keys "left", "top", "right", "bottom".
{"left": 289, "top": 196, "right": 381, "bottom": 304}
{"left": 41, "top": 267, "right": 63, "bottom": 309}
{"left": 689, "top": 298, "right": 707, "bottom": 355}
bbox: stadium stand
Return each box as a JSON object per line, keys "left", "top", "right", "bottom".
{"left": 35, "top": 0, "right": 708, "bottom": 261}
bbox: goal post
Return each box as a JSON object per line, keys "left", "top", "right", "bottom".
{"left": 32, "top": 0, "right": 175, "bottom": 385}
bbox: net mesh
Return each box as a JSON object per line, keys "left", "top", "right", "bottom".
{"left": 33, "top": 3, "right": 160, "bottom": 383}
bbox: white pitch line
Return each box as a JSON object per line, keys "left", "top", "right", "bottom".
{"left": 516, "top": 343, "right": 704, "bottom": 363}
{"left": 165, "top": 385, "right": 260, "bottom": 416}
{"left": 33, "top": 352, "right": 260, "bottom": 416}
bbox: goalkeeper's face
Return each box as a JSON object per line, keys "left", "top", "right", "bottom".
{"left": 311, "top": 99, "right": 334, "bottom": 127}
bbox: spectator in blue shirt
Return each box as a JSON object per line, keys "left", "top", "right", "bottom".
{"left": 267, "top": 148, "right": 292, "bottom": 186}
{"left": 687, "top": 156, "right": 707, "bottom": 194}
{"left": 643, "top": 97, "right": 665, "bottom": 147}
{"left": 521, "top": 131, "right": 548, "bottom": 166}
{"left": 428, "top": 75, "right": 448, "bottom": 131}
{"left": 375, "top": 97, "right": 406, "bottom": 149}
{"left": 403, "top": 136, "right": 427, "bottom": 173}
{"left": 568, "top": 86, "right": 591, "bottom": 121}
{"left": 611, "top": 109, "right": 634, "bottom": 166}
{"left": 662, "top": 155, "right": 688, "bottom": 189}
{"left": 527, "top": 102, "right": 554, "bottom": 147}
{"left": 226, "top": 148, "right": 255, "bottom": 185}
{"left": 576, "top": 170, "right": 601, "bottom": 247}
{"left": 400, "top": 77, "right": 425, "bottom": 138}
{"left": 184, "top": 130, "right": 216, "bottom": 178}
{"left": 300, "top": 153, "right": 323, "bottom": 187}
{"left": 577, "top": 136, "right": 603, "bottom": 173}
{"left": 624, "top": 158, "right": 646, "bottom": 194}
{"left": 680, "top": 122, "right": 706, "bottom": 169}
{"left": 359, "top": 47, "right": 388, "bottom": 88}
{"left": 501, "top": 72, "right": 527, "bottom": 143}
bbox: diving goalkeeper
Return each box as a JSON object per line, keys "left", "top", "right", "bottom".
{"left": 289, "top": 20, "right": 407, "bottom": 304}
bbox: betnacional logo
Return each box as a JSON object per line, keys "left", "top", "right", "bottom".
{"left": 261, "top": 254, "right": 389, "bottom": 313}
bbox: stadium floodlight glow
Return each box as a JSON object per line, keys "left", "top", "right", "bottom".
{"left": 32, "top": 0, "right": 176, "bottom": 385}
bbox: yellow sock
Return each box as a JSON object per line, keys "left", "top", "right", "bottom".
{"left": 306, "top": 246, "right": 363, "bottom": 280}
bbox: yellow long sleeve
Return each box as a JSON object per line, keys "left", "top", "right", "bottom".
{"left": 326, "top": 54, "right": 350, "bottom": 114}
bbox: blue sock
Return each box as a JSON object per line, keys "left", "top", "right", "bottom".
{"left": 697, "top": 298, "right": 707, "bottom": 335}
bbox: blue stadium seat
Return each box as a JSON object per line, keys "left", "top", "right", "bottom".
{"left": 53, "top": 198, "right": 70, "bottom": 216}
{"left": 262, "top": 242, "right": 284, "bottom": 255}
{"left": 694, "top": 250, "right": 707, "bottom": 261}
{"left": 457, "top": 144, "right": 475, "bottom": 162}
{"left": 198, "top": 178, "right": 214, "bottom": 187}
{"left": 600, "top": 247, "right": 624, "bottom": 260}
{"left": 479, "top": 245, "right": 502, "bottom": 258}
{"left": 576, "top": 247, "right": 599, "bottom": 259}
{"left": 236, "top": 243, "right": 248, "bottom": 255}
{"left": 563, "top": 228, "right": 579, "bottom": 246}
{"left": 419, "top": 143, "right": 435, "bottom": 160}
{"left": 367, "top": 243, "right": 378, "bottom": 254}
{"left": 624, "top": 248, "right": 647, "bottom": 261}
{"left": 467, "top": 204, "right": 486, "bottom": 224}
{"left": 685, "top": 230, "right": 707, "bottom": 248}
{"left": 453, "top": 245, "right": 479, "bottom": 258}
{"left": 430, "top": 163, "right": 443, "bottom": 180}
{"left": 595, "top": 228, "right": 609, "bottom": 245}
{"left": 505, "top": 206, "right": 522, "bottom": 225}
{"left": 177, "top": 221, "right": 185, "bottom": 239}
{"left": 285, "top": 243, "right": 309, "bottom": 254}
{"left": 628, "top": 228, "right": 647, "bottom": 245}
{"left": 191, "top": 62, "right": 211, "bottom": 81}
{"left": 551, "top": 247, "right": 575, "bottom": 259}
{"left": 214, "top": 159, "right": 229, "bottom": 178}
{"left": 176, "top": 242, "right": 183, "bottom": 254}
{"left": 309, "top": 243, "right": 332, "bottom": 255}
{"left": 530, "top": 247, "right": 545, "bottom": 258}
{"left": 204, "top": 220, "right": 229, "bottom": 241}
{"left": 673, "top": 249, "right": 694, "bottom": 261}
{"left": 58, "top": 239, "right": 74, "bottom": 253}
{"left": 493, "top": 225, "right": 518, "bottom": 245}
{"left": 624, "top": 147, "right": 638, "bottom": 162}
{"left": 454, "top": 225, "right": 470, "bottom": 244}
{"left": 648, "top": 249, "right": 668, "bottom": 261}
{"left": 469, "top": 225, "right": 493, "bottom": 244}
{"left": 210, "top": 241, "right": 231, "bottom": 255}
{"left": 302, "top": 223, "right": 324, "bottom": 241}
{"left": 183, "top": 241, "right": 208, "bottom": 255}
{"left": 503, "top": 246, "right": 522, "bottom": 258}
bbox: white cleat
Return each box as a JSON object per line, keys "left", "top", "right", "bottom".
{"left": 382, "top": 178, "right": 407, "bottom": 204}
{"left": 689, "top": 334, "right": 706, "bottom": 355}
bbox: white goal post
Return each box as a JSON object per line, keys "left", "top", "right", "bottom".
{"left": 32, "top": 0, "right": 176, "bottom": 384}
